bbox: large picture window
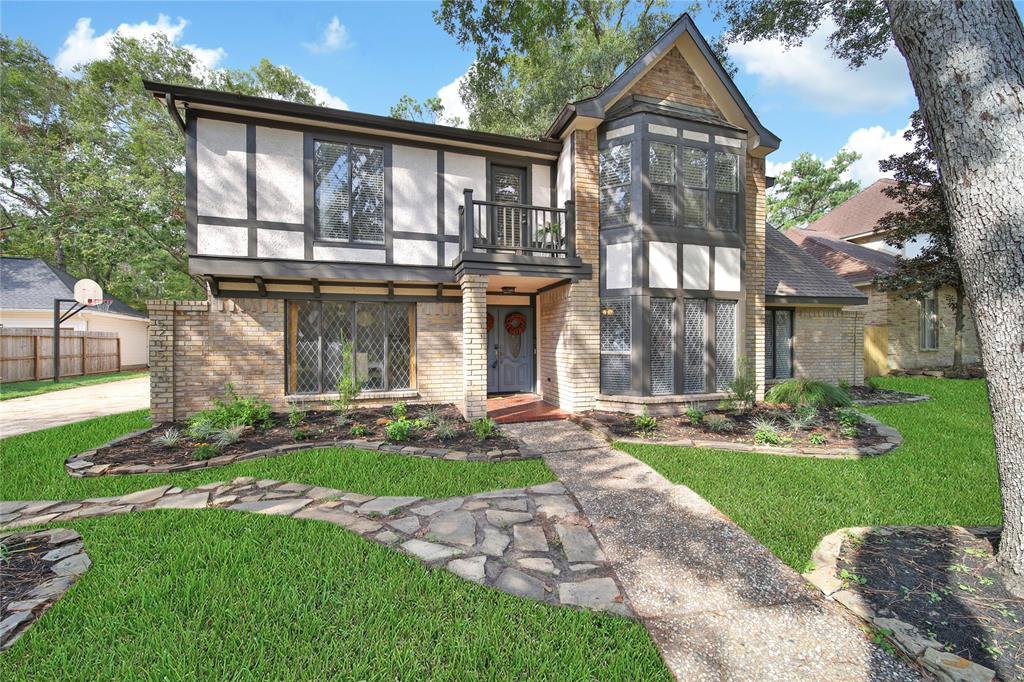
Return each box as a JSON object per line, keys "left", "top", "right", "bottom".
{"left": 600, "top": 297, "right": 631, "bottom": 394}
{"left": 765, "top": 309, "right": 793, "bottom": 379}
{"left": 714, "top": 300, "right": 737, "bottom": 391}
{"left": 288, "top": 300, "right": 413, "bottom": 394}
{"left": 682, "top": 299, "right": 706, "bottom": 393}
{"left": 314, "top": 141, "right": 385, "bottom": 244}
{"left": 920, "top": 290, "right": 939, "bottom": 350}
{"left": 599, "top": 143, "right": 632, "bottom": 227}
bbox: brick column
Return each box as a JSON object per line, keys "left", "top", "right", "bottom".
{"left": 459, "top": 273, "right": 489, "bottom": 420}
{"left": 146, "top": 300, "right": 176, "bottom": 424}
{"left": 745, "top": 155, "right": 768, "bottom": 399}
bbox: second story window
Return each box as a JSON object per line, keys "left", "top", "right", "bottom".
{"left": 713, "top": 152, "right": 739, "bottom": 231}
{"left": 681, "top": 147, "right": 708, "bottom": 229}
{"left": 314, "top": 140, "right": 384, "bottom": 244}
{"left": 599, "top": 143, "right": 631, "bottom": 227}
{"left": 649, "top": 142, "right": 676, "bottom": 225}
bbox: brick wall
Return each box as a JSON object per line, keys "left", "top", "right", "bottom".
{"left": 885, "top": 284, "right": 981, "bottom": 370}
{"left": 459, "top": 274, "right": 488, "bottom": 419}
{"left": 792, "top": 308, "right": 864, "bottom": 385}
{"left": 745, "top": 155, "right": 768, "bottom": 398}
{"left": 416, "top": 301, "right": 463, "bottom": 403}
{"left": 148, "top": 297, "right": 284, "bottom": 423}
{"left": 627, "top": 47, "right": 721, "bottom": 113}
{"left": 537, "top": 283, "right": 569, "bottom": 407}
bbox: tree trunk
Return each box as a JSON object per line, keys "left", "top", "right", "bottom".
{"left": 886, "top": 0, "right": 1024, "bottom": 576}
{"left": 952, "top": 287, "right": 964, "bottom": 372}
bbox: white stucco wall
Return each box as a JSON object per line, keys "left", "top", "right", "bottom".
{"left": 196, "top": 119, "right": 247, "bottom": 220}
{"left": 714, "top": 247, "right": 741, "bottom": 292}
{"left": 443, "top": 152, "right": 486, "bottom": 237}
{"left": 255, "top": 126, "right": 304, "bottom": 224}
{"left": 197, "top": 223, "right": 247, "bottom": 256}
{"left": 557, "top": 140, "right": 572, "bottom": 207}
{"left": 605, "top": 242, "right": 632, "bottom": 290}
{"left": 649, "top": 241, "right": 677, "bottom": 289}
{"left": 256, "top": 228, "right": 304, "bottom": 259}
{"left": 682, "top": 244, "right": 710, "bottom": 290}
{"left": 531, "top": 164, "right": 552, "bottom": 207}
{"left": 393, "top": 145, "right": 438, "bottom": 235}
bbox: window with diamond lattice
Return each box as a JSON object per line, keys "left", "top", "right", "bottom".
{"left": 288, "top": 301, "right": 413, "bottom": 394}
{"left": 714, "top": 301, "right": 737, "bottom": 390}
{"left": 600, "top": 298, "right": 631, "bottom": 394}
{"left": 765, "top": 309, "right": 793, "bottom": 379}
{"left": 650, "top": 299, "right": 674, "bottom": 395}
{"left": 683, "top": 299, "right": 706, "bottom": 393}
{"left": 314, "top": 140, "right": 384, "bottom": 244}
{"left": 600, "top": 143, "right": 631, "bottom": 227}
{"left": 648, "top": 143, "right": 676, "bottom": 225}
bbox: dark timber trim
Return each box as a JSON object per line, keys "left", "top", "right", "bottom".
{"left": 765, "top": 295, "right": 868, "bottom": 306}
{"left": 246, "top": 123, "right": 257, "bottom": 257}
{"left": 191, "top": 255, "right": 456, "bottom": 283}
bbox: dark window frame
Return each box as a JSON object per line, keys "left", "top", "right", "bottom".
{"left": 599, "top": 142, "right": 633, "bottom": 228}
{"left": 919, "top": 289, "right": 939, "bottom": 350}
{"left": 765, "top": 308, "right": 795, "bottom": 380}
{"left": 313, "top": 139, "right": 386, "bottom": 245}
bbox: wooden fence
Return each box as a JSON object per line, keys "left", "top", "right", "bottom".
{"left": 0, "top": 328, "right": 121, "bottom": 382}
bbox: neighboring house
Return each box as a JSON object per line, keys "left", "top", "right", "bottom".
{"left": 788, "top": 181, "right": 981, "bottom": 375}
{"left": 0, "top": 257, "right": 151, "bottom": 369}
{"left": 143, "top": 14, "right": 867, "bottom": 422}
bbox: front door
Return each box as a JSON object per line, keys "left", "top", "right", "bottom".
{"left": 487, "top": 306, "right": 533, "bottom": 393}
{"left": 492, "top": 166, "right": 526, "bottom": 249}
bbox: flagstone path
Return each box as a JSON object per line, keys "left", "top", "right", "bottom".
{"left": 503, "top": 420, "right": 921, "bottom": 681}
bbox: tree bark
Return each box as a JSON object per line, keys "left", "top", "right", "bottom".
{"left": 953, "top": 287, "right": 964, "bottom": 372}
{"left": 886, "top": 0, "right": 1024, "bottom": 575}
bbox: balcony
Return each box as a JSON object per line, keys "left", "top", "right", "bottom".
{"left": 456, "top": 189, "right": 590, "bottom": 280}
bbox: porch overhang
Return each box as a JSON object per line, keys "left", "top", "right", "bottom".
{"left": 453, "top": 251, "right": 592, "bottom": 282}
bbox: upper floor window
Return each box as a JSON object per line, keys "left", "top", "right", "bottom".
{"left": 713, "top": 152, "right": 738, "bottom": 231}
{"left": 649, "top": 143, "right": 676, "bottom": 225}
{"left": 920, "top": 290, "right": 939, "bottom": 350}
{"left": 599, "top": 143, "right": 631, "bottom": 227}
{"left": 314, "top": 140, "right": 384, "bottom": 244}
{"left": 681, "top": 147, "right": 708, "bottom": 229}
{"left": 647, "top": 141, "right": 741, "bottom": 232}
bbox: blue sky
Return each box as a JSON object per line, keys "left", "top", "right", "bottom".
{"left": 3, "top": 1, "right": 951, "bottom": 184}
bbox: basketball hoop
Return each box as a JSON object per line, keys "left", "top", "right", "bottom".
{"left": 74, "top": 278, "right": 104, "bottom": 306}
{"left": 90, "top": 299, "right": 114, "bottom": 314}
{"left": 52, "top": 279, "right": 107, "bottom": 383}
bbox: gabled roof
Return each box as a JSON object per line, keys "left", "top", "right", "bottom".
{"left": 804, "top": 179, "right": 905, "bottom": 240}
{"left": 543, "top": 14, "right": 780, "bottom": 151}
{"left": 0, "top": 257, "right": 147, "bottom": 319}
{"left": 764, "top": 227, "right": 868, "bottom": 304}
{"left": 785, "top": 229, "right": 896, "bottom": 284}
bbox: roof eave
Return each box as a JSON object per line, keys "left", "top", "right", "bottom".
{"left": 766, "top": 295, "right": 868, "bottom": 306}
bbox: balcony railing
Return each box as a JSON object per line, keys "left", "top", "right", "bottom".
{"left": 459, "top": 189, "right": 576, "bottom": 260}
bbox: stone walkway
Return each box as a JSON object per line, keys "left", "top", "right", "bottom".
{"left": 503, "top": 421, "right": 921, "bottom": 681}
{"left": 0, "top": 376, "right": 150, "bottom": 437}
{"left": 0, "top": 478, "right": 630, "bottom": 618}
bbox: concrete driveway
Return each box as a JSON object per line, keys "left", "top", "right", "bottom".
{"left": 0, "top": 376, "right": 150, "bottom": 438}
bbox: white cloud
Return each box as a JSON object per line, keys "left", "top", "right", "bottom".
{"left": 304, "top": 16, "right": 351, "bottom": 53}
{"left": 436, "top": 69, "right": 470, "bottom": 127}
{"left": 304, "top": 79, "right": 348, "bottom": 110}
{"left": 841, "top": 124, "right": 914, "bottom": 185}
{"left": 729, "top": 21, "right": 914, "bottom": 113}
{"left": 765, "top": 159, "right": 792, "bottom": 178}
{"left": 55, "top": 15, "right": 225, "bottom": 72}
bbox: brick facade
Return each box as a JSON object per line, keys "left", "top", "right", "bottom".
{"left": 416, "top": 302, "right": 463, "bottom": 403}
{"left": 537, "top": 283, "right": 570, "bottom": 408}
{"left": 459, "top": 274, "right": 488, "bottom": 419}
{"left": 791, "top": 308, "right": 864, "bottom": 386}
{"left": 627, "top": 47, "right": 721, "bottom": 113}
{"left": 745, "top": 156, "right": 768, "bottom": 398}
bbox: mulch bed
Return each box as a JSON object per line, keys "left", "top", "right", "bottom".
{"left": 848, "top": 384, "right": 929, "bottom": 406}
{"left": 86, "top": 404, "right": 519, "bottom": 470}
{"left": 838, "top": 527, "right": 1022, "bottom": 680}
{"left": 583, "top": 404, "right": 885, "bottom": 450}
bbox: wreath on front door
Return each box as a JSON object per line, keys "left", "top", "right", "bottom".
{"left": 504, "top": 312, "right": 527, "bottom": 336}
{"left": 486, "top": 313, "right": 494, "bottom": 332}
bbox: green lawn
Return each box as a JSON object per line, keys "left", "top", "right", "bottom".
{"left": 0, "top": 370, "right": 149, "bottom": 401}
{"left": 622, "top": 377, "right": 1001, "bottom": 571}
{"left": 0, "top": 411, "right": 670, "bottom": 680}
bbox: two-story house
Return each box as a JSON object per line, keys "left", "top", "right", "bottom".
{"left": 145, "top": 15, "right": 867, "bottom": 423}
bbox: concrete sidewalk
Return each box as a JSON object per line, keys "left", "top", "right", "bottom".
{"left": 0, "top": 376, "right": 149, "bottom": 437}
{"left": 504, "top": 421, "right": 920, "bottom": 681}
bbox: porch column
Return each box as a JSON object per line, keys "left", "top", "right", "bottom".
{"left": 459, "top": 273, "right": 489, "bottom": 420}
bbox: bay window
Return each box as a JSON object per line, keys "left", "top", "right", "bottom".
{"left": 599, "top": 297, "right": 631, "bottom": 394}
{"left": 599, "top": 143, "right": 632, "bottom": 227}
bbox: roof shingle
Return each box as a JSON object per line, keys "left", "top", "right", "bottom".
{"left": 786, "top": 230, "right": 896, "bottom": 284}
{"left": 804, "top": 179, "right": 905, "bottom": 239}
{"left": 764, "top": 227, "right": 867, "bottom": 302}
{"left": 0, "top": 257, "right": 148, "bottom": 319}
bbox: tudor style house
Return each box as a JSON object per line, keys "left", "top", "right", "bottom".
{"left": 788, "top": 179, "right": 981, "bottom": 376}
{"left": 145, "top": 15, "right": 867, "bottom": 423}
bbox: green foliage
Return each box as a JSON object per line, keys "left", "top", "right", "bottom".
{"left": 185, "top": 418, "right": 218, "bottom": 442}
{"left": 287, "top": 404, "right": 307, "bottom": 428}
{"left": 348, "top": 423, "right": 369, "bottom": 437}
{"left": 686, "top": 407, "right": 705, "bottom": 425}
{"left": 389, "top": 94, "right": 463, "bottom": 127}
{"left": 435, "top": 420, "right": 458, "bottom": 441}
{"left": 214, "top": 425, "right": 246, "bottom": 448}
{"left": 839, "top": 425, "right": 860, "bottom": 439}
{"left": 703, "top": 413, "right": 735, "bottom": 433}
{"left": 385, "top": 419, "right": 413, "bottom": 443}
{"left": 391, "top": 401, "right": 408, "bottom": 420}
{"left": 412, "top": 418, "right": 431, "bottom": 431}
{"left": 836, "top": 408, "right": 864, "bottom": 429}
{"left": 419, "top": 406, "right": 445, "bottom": 427}
{"left": 334, "top": 340, "right": 361, "bottom": 413}
{"left": 751, "top": 416, "right": 782, "bottom": 445}
{"left": 471, "top": 417, "right": 497, "bottom": 442}
{"left": 725, "top": 357, "right": 756, "bottom": 411}
{"left": 765, "top": 379, "right": 852, "bottom": 408}
{"left": 808, "top": 432, "right": 828, "bottom": 446}
{"left": 192, "top": 442, "right": 220, "bottom": 461}
{"left": 191, "top": 384, "right": 273, "bottom": 430}
{"left": 152, "top": 428, "right": 181, "bottom": 448}
{"left": 785, "top": 408, "right": 818, "bottom": 431}
{"left": 633, "top": 409, "right": 658, "bottom": 437}
{"left": 766, "top": 151, "right": 862, "bottom": 229}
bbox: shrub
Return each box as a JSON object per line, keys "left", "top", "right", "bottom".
{"left": 349, "top": 423, "right": 369, "bottom": 437}
{"left": 287, "top": 403, "right": 307, "bottom": 428}
{"left": 391, "top": 401, "right": 408, "bottom": 420}
{"left": 152, "top": 428, "right": 181, "bottom": 448}
{"left": 333, "top": 340, "right": 361, "bottom": 413}
{"left": 765, "top": 379, "right": 852, "bottom": 409}
{"left": 435, "top": 419, "right": 458, "bottom": 441}
{"left": 838, "top": 379, "right": 851, "bottom": 393}
{"left": 187, "top": 384, "right": 273, "bottom": 434}
{"left": 704, "top": 413, "right": 734, "bottom": 433}
{"left": 471, "top": 417, "right": 497, "bottom": 441}
{"left": 292, "top": 428, "right": 309, "bottom": 441}
{"left": 634, "top": 409, "right": 658, "bottom": 437}
{"left": 192, "top": 442, "right": 220, "bottom": 461}
{"left": 836, "top": 408, "right": 864, "bottom": 428}
{"left": 725, "top": 357, "right": 757, "bottom": 411}
{"left": 385, "top": 419, "right": 413, "bottom": 442}
{"left": 420, "top": 405, "right": 445, "bottom": 426}
{"left": 686, "top": 407, "right": 705, "bottom": 425}
{"left": 751, "top": 416, "right": 782, "bottom": 445}
{"left": 809, "top": 432, "right": 828, "bottom": 445}
{"left": 214, "top": 425, "right": 246, "bottom": 447}
{"left": 840, "top": 425, "right": 860, "bottom": 439}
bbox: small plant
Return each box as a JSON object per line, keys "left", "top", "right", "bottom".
{"left": 839, "top": 568, "right": 867, "bottom": 586}
{"left": 840, "top": 425, "right": 860, "bottom": 439}
{"left": 420, "top": 405, "right": 445, "bottom": 426}
{"left": 685, "top": 407, "right": 705, "bottom": 425}
{"left": 838, "top": 379, "right": 851, "bottom": 393}
{"left": 435, "top": 419, "right": 457, "bottom": 441}
{"left": 292, "top": 428, "right": 309, "bottom": 441}
{"left": 349, "top": 423, "right": 369, "bottom": 437}
{"left": 288, "top": 403, "right": 307, "bottom": 428}
{"left": 385, "top": 419, "right": 413, "bottom": 442}
{"left": 704, "top": 413, "right": 735, "bottom": 433}
{"left": 412, "top": 418, "right": 431, "bottom": 430}
{"left": 391, "top": 400, "right": 408, "bottom": 420}
{"left": 334, "top": 414, "right": 351, "bottom": 429}
{"left": 334, "top": 340, "right": 361, "bottom": 413}
{"left": 214, "top": 425, "right": 246, "bottom": 447}
{"left": 186, "top": 418, "right": 218, "bottom": 442}
{"left": 809, "top": 432, "right": 828, "bottom": 445}
{"left": 836, "top": 407, "right": 863, "bottom": 428}
{"left": 765, "top": 379, "right": 852, "bottom": 408}
{"left": 751, "top": 416, "right": 782, "bottom": 445}
{"left": 725, "top": 357, "right": 757, "bottom": 411}
{"left": 633, "top": 409, "right": 658, "bottom": 437}
{"left": 152, "top": 428, "right": 181, "bottom": 448}
{"left": 192, "top": 442, "right": 220, "bottom": 461}
{"left": 785, "top": 408, "right": 818, "bottom": 431}
{"left": 471, "top": 417, "right": 497, "bottom": 441}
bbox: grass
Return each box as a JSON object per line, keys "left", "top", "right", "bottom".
{"left": 0, "top": 410, "right": 554, "bottom": 502}
{"left": 0, "top": 370, "right": 149, "bottom": 401}
{"left": 0, "top": 410, "right": 669, "bottom": 679}
{"left": 622, "top": 377, "right": 1001, "bottom": 571}
{"left": 0, "top": 511, "right": 668, "bottom": 680}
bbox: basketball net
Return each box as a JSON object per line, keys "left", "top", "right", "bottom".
{"left": 90, "top": 298, "right": 114, "bottom": 314}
